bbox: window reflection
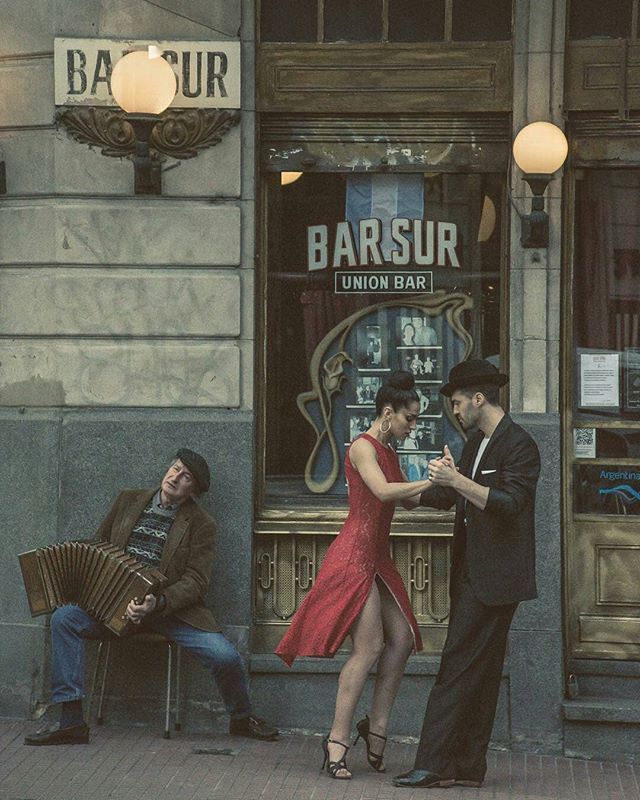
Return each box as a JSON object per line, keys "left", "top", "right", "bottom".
{"left": 265, "top": 172, "right": 504, "bottom": 503}
{"left": 574, "top": 171, "right": 640, "bottom": 419}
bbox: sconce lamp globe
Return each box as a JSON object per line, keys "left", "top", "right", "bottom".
{"left": 281, "top": 172, "right": 303, "bottom": 186}
{"left": 512, "top": 121, "right": 568, "bottom": 176}
{"left": 111, "top": 49, "right": 177, "bottom": 115}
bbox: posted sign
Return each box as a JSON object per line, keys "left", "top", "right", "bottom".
{"left": 54, "top": 38, "right": 240, "bottom": 108}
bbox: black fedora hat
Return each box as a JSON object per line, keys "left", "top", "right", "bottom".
{"left": 440, "top": 359, "right": 509, "bottom": 397}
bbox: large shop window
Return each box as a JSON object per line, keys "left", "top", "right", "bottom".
{"left": 264, "top": 172, "right": 505, "bottom": 506}
{"left": 573, "top": 170, "right": 640, "bottom": 516}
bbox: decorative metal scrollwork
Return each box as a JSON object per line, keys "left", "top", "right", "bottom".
{"left": 152, "top": 109, "right": 240, "bottom": 158}
{"left": 55, "top": 107, "right": 240, "bottom": 161}
{"left": 55, "top": 108, "right": 136, "bottom": 158}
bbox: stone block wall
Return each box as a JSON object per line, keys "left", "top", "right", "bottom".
{"left": 0, "top": 0, "right": 255, "bottom": 727}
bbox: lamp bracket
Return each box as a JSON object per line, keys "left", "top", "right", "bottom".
{"left": 522, "top": 172, "right": 552, "bottom": 197}
{"left": 55, "top": 107, "right": 241, "bottom": 162}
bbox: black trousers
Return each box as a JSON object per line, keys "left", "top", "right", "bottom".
{"left": 414, "top": 577, "right": 517, "bottom": 778}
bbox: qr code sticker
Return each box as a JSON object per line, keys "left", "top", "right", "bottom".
{"left": 575, "top": 429, "right": 594, "bottom": 446}
{"left": 574, "top": 428, "right": 596, "bottom": 458}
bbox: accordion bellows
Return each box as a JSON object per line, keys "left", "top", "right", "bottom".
{"left": 19, "top": 541, "right": 167, "bottom": 636}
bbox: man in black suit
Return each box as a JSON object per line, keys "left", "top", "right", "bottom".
{"left": 393, "top": 359, "right": 540, "bottom": 789}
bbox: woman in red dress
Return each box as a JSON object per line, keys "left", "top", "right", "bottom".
{"left": 275, "top": 371, "right": 433, "bottom": 779}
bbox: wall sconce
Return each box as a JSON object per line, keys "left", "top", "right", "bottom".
{"left": 512, "top": 121, "right": 568, "bottom": 248}
{"left": 55, "top": 47, "right": 240, "bottom": 196}
{"left": 281, "top": 171, "right": 303, "bottom": 186}
{"left": 109, "top": 48, "right": 176, "bottom": 194}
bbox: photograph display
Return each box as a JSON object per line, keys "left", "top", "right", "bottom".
{"left": 396, "top": 420, "right": 441, "bottom": 452}
{"left": 398, "top": 453, "right": 430, "bottom": 480}
{"left": 416, "top": 386, "right": 443, "bottom": 418}
{"left": 356, "top": 324, "right": 386, "bottom": 369}
{"left": 347, "top": 308, "right": 448, "bottom": 452}
{"left": 349, "top": 414, "right": 375, "bottom": 442}
{"left": 397, "top": 315, "right": 439, "bottom": 347}
{"left": 403, "top": 350, "right": 441, "bottom": 381}
{"left": 352, "top": 376, "right": 382, "bottom": 406}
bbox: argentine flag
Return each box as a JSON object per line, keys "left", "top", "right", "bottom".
{"left": 345, "top": 174, "right": 424, "bottom": 263}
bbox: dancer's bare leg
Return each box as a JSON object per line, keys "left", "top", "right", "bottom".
{"left": 328, "top": 582, "right": 385, "bottom": 777}
{"left": 366, "top": 578, "right": 414, "bottom": 768}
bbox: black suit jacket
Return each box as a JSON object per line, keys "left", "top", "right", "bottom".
{"left": 420, "top": 414, "right": 540, "bottom": 606}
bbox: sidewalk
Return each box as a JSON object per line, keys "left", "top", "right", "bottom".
{"left": 1, "top": 721, "right": 638, "bottom": 800}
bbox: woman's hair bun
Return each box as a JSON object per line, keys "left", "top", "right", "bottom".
{"left": 387, "top": 370, "right": 415, "bottom": 391}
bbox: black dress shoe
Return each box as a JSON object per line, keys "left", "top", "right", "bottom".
{"left": 229, "top": 715, "right": 279, "bottom": 740}
{"left": 392, "top": 769, "right": 455, "bottom": 788}
{"left": 24, "top": 722, "right": 89, "bottom": 746}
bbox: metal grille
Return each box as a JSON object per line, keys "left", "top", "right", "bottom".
{"left": 254, "top": 534, "right": 450, "bottom": 625}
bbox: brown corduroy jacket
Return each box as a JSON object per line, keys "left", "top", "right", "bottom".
{"left": 95, "top": 488, "right": 220, "bottom": 632}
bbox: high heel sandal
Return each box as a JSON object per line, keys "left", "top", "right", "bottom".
{"left": 321, "top": 735, "right": 352, "bottom": 780}
{"left": 354, "top": 716, "right": 387, "bottom": 772}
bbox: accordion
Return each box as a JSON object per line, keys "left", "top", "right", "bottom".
{"left": 19, "top": 541, "right": 167, "bottom": 636}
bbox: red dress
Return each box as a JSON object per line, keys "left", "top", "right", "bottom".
{"left": 275, "top": 433, "right": 424, "bottom": 666}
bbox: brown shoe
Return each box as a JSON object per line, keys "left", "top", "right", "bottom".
{"left": 24, "top": 722, "right": 90, "bottom": 746}
{"left": 229, "top": 715, "right": 278, "bottom": 740}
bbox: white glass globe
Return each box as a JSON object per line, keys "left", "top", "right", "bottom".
{"left": 512, "top": 121, "right": 568, "bottom": 175}
{"left": 111, "top": 49, "right": 177, "bottom": 115}
{"left": 281, "top": 172, "right": 303, "bottom": 186}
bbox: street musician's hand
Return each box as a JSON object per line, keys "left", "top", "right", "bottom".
{"left": 126, "top": 593, "right": 157, "bottom": 624}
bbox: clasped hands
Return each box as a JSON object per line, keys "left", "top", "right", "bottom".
{"left": 427, "top": 444, "right": 459, "bottom": 487}
{"left": 126, "top": 593, "right": 158, "bottom": 624}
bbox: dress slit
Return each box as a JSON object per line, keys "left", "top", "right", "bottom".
{"left": 374, "top": 572, "right": 418, "bottom": 653}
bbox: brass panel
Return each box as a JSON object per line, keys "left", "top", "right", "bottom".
{"left": 566, "top": 41, "right": 640, "bottom": 113}
{"left": 596, "top": 546, "right": 640, "bottom": 606}
{"left": 579, "top": 615, "right": 640, "bottom": 645}
{"left": 256, "top": 507, "right": 455, "bottom": 536}
{"left": 258, "top": 43, "right": 512, "bottom": 113}
{"left": 253, "top": 531, "right": 451, "bottom": 655}
{"left": 565, "top": 517, "right": 640, "bottom": 659}
{"left": 274, "top": 64, "right": 496, "bottom": 93}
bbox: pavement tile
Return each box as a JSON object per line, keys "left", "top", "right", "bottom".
{"left": 1, "top": 721, "right": 640, "bottom": 800}
{"left": 618, "top": 764, "right": 640, "bottom": 800}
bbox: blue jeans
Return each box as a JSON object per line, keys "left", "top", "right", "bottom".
{"left": 50, "top": 604, "right": 252, "bottom": 720}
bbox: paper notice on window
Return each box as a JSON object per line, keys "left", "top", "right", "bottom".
{"left": 580, "top": 353, "right": 620, "bottom": 407}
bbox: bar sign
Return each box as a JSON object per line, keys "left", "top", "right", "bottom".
{"left": 334, "top": 271, "right": 433, "bottom": 294}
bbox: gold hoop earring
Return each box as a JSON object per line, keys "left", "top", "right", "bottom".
{"left": 380, "top": 418, "right": 391, "bottom": 434}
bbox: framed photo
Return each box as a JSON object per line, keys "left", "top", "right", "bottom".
{"left": 398, "top": 453, "right": 430, "bottom": 480}
{"left": 402, "top": 350, "right": 442, "bottom": 382}
{"left": 397, "top": 314, "right": 439, "bottom": 348}
{"left": 351, "top": 375, "right": 381, "bottom": 407}
{"left": 348, "top": 413, "right": 375, "bottom": 442}
{"left": 416, "top": 385, "right": 443, "bottom": 417}
{"left": 356, "top": 323, "right": 387, "bottom": 370}
{"left": 397, "top": 420, "right": 441, "bottom": 452}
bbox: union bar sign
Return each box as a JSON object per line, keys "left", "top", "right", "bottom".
{"left": 54, "top": 38, "right": 240, "bottom": 109}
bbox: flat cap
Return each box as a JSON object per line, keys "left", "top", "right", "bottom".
{"left": 175, "top": 448, "right": 210, "bottom": 493}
